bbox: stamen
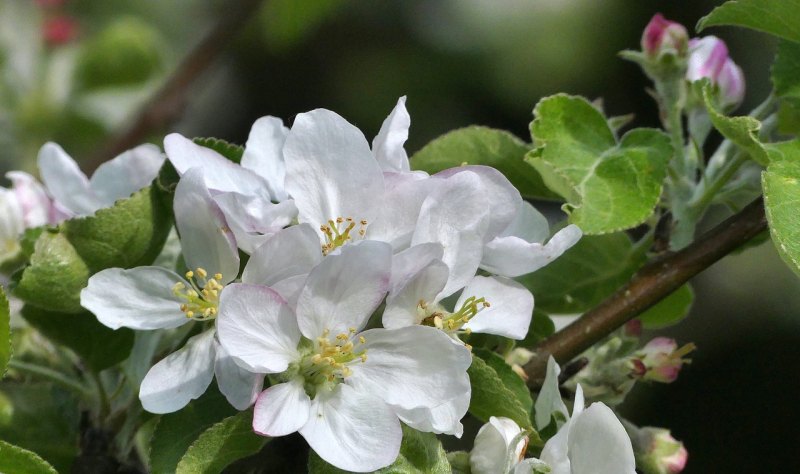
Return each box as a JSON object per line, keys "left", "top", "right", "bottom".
{"left": 320, "top": 216, "right": 369, "bottom": 255}
{"left": 173, "top": 268, "right": 226, "bottom": 321}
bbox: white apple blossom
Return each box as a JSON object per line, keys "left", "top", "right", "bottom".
{"left": 81, "top": 168, "right": 262, "bottom": 413}
{"left": 470, "top": 416, "right": 550, "bottom": 474}
{"left": 37, "top": 141, "right": 164, "bottom": 217}
{"left": 0, "top": 171, "right": 58, "bottom": 263}
{"left": 216, "top": 241, "right": 472, "bottom": 472}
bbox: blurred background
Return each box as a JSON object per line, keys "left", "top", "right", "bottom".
{"left": 0, "top": 0, "right": 797, "bottom": 472}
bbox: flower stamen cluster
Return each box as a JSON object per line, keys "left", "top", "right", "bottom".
{"left": 172, "top": 267, "right": 225, "bottom": 320}
{"left": 419, "top": 296, "right": 490, "bottom": 336}
{"left": 320, "top": 217, "right": 367, "bottom": 255}
{"left": 297, "top": 328, "right": 368, "bottom": 396}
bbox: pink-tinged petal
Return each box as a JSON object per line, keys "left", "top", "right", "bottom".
{"left": 296, "top": 241, "right": 391, "bottom": 339}
{"left": 37, "top": 142, "right": 102, "bottom": 216}
{"left": 372, "top": 96, "right": 411, "bottom": 173}
{"left": 388, "top": 242, "right": 444, "bottom": 295}
{"left": 283, "top": 109, "right": 385, "bottom": 230}
{"left": 81, "top": 267, "right": 188, "bottom": 330}
{"left": 216, "top": 283, "right": 301, "bottom": 374}
{"left": 164, "top": 133, "right": 269, "bottom": 197}
{"left": 568, "top": 403, "right": 636, "bottom": 474}
{"left": 173, "top": 168, "right": 239, "bottom": 282}
{"left": 460, "top": 276, "right": 534, "bottom": 340}
{"left": 412, "top": 171, "right": 489, "bottom": 298}
{"left": 349, "top": 326, "right": 471, "bottom": 421}
{"left": 89, "top": 143, "right": 164, "bottom": 208}
{"left": 139, "top": 329, "right": 216, "bottom": 414}
{"left": 299, "top": 384, "right": 401, "bottom": 472}
{"left": 6, "top": 171, "right": 51, "bottom": 227}
{"left": 241, "top": 116, "right": 290, "bottom": 201}
{"left": 213, "top": 192, "right": 297, "bottom": 254}
{"left": 214, "top": 341, "right": 264, "bottom": 410}
{"left": 253, "top": 378, "right": 311, "bottom": 437}
{"left": 687, "top": 36, "right": 729, "bottom": 82}
{"left": 383, "top": 259, "right": 449, "bottom": 329}
{"left": 434, "top": 165, "right": 521, "bottom": 241}
{"left": 242, "top": 223, "right": 322, "bottom": 286}
{"left": 717, "top": 58, "right": 745, "bottom": 110}
{"left": 481, "top": 224, "right": 582, "bottom": 277}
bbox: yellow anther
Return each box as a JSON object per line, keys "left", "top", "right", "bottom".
{"left": 361, "top": 354, "right": 368, "bottom": 363}
{"left": 186, "top": 311, "right": 194, "bottom": 318}
{"left": 214, "top": 273, "right": 223, "bottom": 281}
{"left": 465, "top": 328, "right": 472, "bottom": 335}
{"left": 336, "top": 333, "right": 348, "bottom": 341}
{"left": 358, "top": 336, "right": 366, "bottom": 344}
{"left": 465, "top": 344, "right": 473, "bottom": 352}
{"left": 196, "top": 268, "right": 208, "bottom": 279}
{"left": 341, "top": 341, "right": 354, "bottom": 353}
{"left": 185, "top": 270, "right": 194, "bottom": 279}
{"left": 337, "top": 217, "right": 344, "bottom": 223}
{"left": 360, "top": 219, "right": 367, "bottom": 225}
{"left": 348, "top": 327, "right": 356, "bottom": 334}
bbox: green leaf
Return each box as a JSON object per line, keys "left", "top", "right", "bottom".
{"left": 763, "top": 158, "right": 800, "bottom": 276}
{"left": 13, "top": 231, "right": 90, "bottom": 314}
{"left": 411, "top": 126, "right": 560, "bottom": 200}
{"left": 773, "top": 40, "right": 800, "bottom": 100}
{"left": 526, "top": 94, "right": 671, "bottom": 234}
{"left": 149, "top": 386, "right": 237, "bottom": 474}
{"left": 0, "top": 286, "right": 9, "bottom": 376}
{"left": 20, "top": 306, "right": 134, "bottom": 372}
{"left": 517, "top": 232, "right": 647, "bottom": 314}
{"left": 473, "top": 348, "right": 533, "bottom": 415}
{"left": 520, "top": 310, "right": 555, "bottom": 346}
{"left": 175, "top": 410, "right": 268, "bottom": 474}
{"left": 260, "top": 0, "right": 347, "bottom": 53}
{"left": 637, "top": 284, "right": 694, "bottom": 329}
{"left": 702, "top": 84, "right": 769, "bottom": 165}
{"left": 0, "top": 440, "right": 58, "bottom": 474}
{"left": 307, "top": 424, "right": 451, "bottom": 474}
{"left": 468, "top": 354, "right": 532, "bottom": 431}
{"left": 193, "top": 137, "right": 245, "bottom": 164}
{"left": 62, "top": 186, "right": 172, "bottom": 273}
{"left": 697, "top": 0, "right": 800, "bottom": 43}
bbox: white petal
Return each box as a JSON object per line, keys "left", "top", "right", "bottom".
{"left": 283, "top": 109, "right": 384, "bottom": 229}
{"left": 299, "top": 384, "right": 401, "bottom": 472}
{"left": 296, "top": 241, "right": 391, "bottom": 339}
{"left": 534, "top": 356, "right": 568, "bottom": 431}
{"left": 460, "top": 276, "right": 534, "bottom": 340}
{"left": 388, "top": 242, "right": 444, "bottom": 295}
{"left": 216, "top": 283, "right": 301, "bottom": 374}
{"left": 242, "top": 224, "right": 322, "bottom": 286}
{"left": 500, "top": 201, "right": 550, "bottom": 243}
{"left": 367, "top": 172, "right": 433, "bottom": 250}
{"left": 481, "top": 224, "right": 582, "bottom": 277}
{"left": 568, "top": 403, "right": 636, "bottom": 474}
{"left": 515, "top": 458, "right": 551, "bottom": 474}
{"left": 435, "top": 165, "right": 521, "bottom": 241}
{"left": 173, "top": 168, "right": 240, "bottom": 282}
{"left": 372, "top": 96, "right": 411, "bottom": 173}
{"left": 213, "top": 192, "right": 297, "bottom": 254}
{"left": 214, "top": 341, "right": 264, "bottom": 410}
{"left": 89, "top": 143, "right": 164, "bottom": 208}
{"left": 139, "top": 329, "right": 216, "bottom": 414}
{"left": 540, "top": 418, "right": 572, "bottom": 474}
{"left": 242, "top": 116, "right": 290, "bottom": 201}
{"left": 37, "top": 142, "right": 101, "bottom": 216}
{"left": 349, "top": 326, "right": 471, "bottom": 427}
{"left": 6, "top": 171, "right": 51, "bottom": 227}
{"left": 253, "top": 378, "right": 311, "bottom": 437}
{"left": 411, "top": 171, "right": 489, "bottom": 298}
{"left": 164, "top": 133, "right": 269, "bottom": 197}
{"left": 470, "top": 416, "right": 524, "bottom": 474}
{"left": 383, "top": 259, "right": 449, "bottom": 329}
{"left": 81, "top": 267, "right": 187, "bottom": 330}
{"left": 395, "top": 391, "right": 469, "bottom": 437}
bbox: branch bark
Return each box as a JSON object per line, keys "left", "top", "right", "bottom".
{"left": 524, "top": 198, "right": 768, "bottom": 387}
{"left": 86, "top": 0, "right": 265, "bottom": 171}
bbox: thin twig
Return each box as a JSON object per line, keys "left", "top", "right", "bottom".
{"left": 86, "top": 0, "right": 266, "bottom": 171}
{"left": 524, "top": 197, "right": 767, "bottom": 388}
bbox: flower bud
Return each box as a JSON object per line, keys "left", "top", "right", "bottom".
{"left": 6, "top": 172, "right": 56, "bottom": 228}
{"left": 634, "top": 427, "right": 688, "bottom": 474}
{"left": 686, "top": 36, "right": 729, "bottom": 82}
{"left": 717, "top": 58, "right": 745, "bottom": 110}
{"left": 642, "top": 14, "right": 689, "bottom": 59}
{"left": 630, "top": 337, "right": 695, "bottom": 383}
{"left": 43, "top": 16, "right": 79, "bottom": 46}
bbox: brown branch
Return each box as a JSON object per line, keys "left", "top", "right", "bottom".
{"left": 524, "top": 198, "right": 768, "bottom": 388}
{"left": 86, "top": 0, "right": 266, "bottom": 171}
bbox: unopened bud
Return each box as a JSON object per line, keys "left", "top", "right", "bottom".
{"left": 630, "top": 337, "right": 695, "bottom": 383}
{"left": 642, "top": 14, "right": 689, "bottom": 59}
{"left": 635, "top": 427, "right": 688, "bottom": 474}
{"left": 687, "top": 36, "right": 729, "bottom": 82}
{"left": 717, "top": 58, "right": 745, "bottom": 111}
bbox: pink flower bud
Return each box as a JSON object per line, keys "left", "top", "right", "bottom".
{"left": 630, "top": 337, "right": 695, "bottom": 384}
{"left": 43, "top": 16, "right": 79, "bottom": 46}
{"left": 686, "top": 36, "right": 729, "bottom": 82}
{"left": 717, "top": 58, "right": 745, "bottom": 110}
{"left": 642, "top": 14, "right": 689, "bottom": 58}
{"left": 5, "top": 172, "right": 55, "bottom": 228}
{"left": 636, "top": 427, "right": 688, "bottom": 474}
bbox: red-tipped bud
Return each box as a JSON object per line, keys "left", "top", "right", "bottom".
{"left": 642, "top": 14, "right": 689, "bottom": 59}
{"left": 687, "top": 36, "right": 729, "bottom": 82}
{"left": 636, "top": 427, "right": 688, "bottom": 473}
{"left": 630, "top": 337, "right": 695, "bottom": 384}
{"left": 43, "top": 16, "right": 79, "bottom": 46}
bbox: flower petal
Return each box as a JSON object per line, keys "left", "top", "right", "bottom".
{"left": 213, "top": 191, "right": 297, "bottom": 254}
{"left": 173, "top": 168, "right": 239, "bottom": 282}
{"left": 349, "top": 326, "right": 471, "bottom": 426}
{"left": 296, "top": 241, "right": 391, "bottom": 339}
{"left": 534, "top": 356, "right": 569, "bottom": 431}
{"left": 214, "top": 340, "right": 264, "bottom": 410}
{"left": 499, "top": 201, "right": 550, "bottom": 243}
{"left": 89, "top": 143, "right": 164, "bottom": 208}
{"left": 283, "top": 109, "right": 384, "bottom": 230}
{"left": 568, "top": 403, "right": 636, "bottom": 474}
{"left": 394, "top": 391, "right": 469, "bottom": 437}
{"left": 6, "top": 171, "right": 51, "bottom": 227}
{"left": 481, "top": 224, "right": 582, "bottom": 277}
{"left": 470, "top": 416, "right": 524, "bottom": 474}
{"left": 389, "top": 242, "right": 444, "bottom": 294}
{"left": 81, "top": 267, "right": 187, "bottom": 330}
{"left": 383, "top": 259, "right": 449, "bottom": 329}
{"left": 252, "top": 378, "right": 311, "bottom": 437}
{"left": 241, "top": 116, "right": 290, "bottom": 201}
{"left": 460, "top": 276, "right": 534, "bottom": 340}
{"left": 139, "top": 329, "right": 216, "bottom": 414}
{"left": 241, "top": 223, "right": 322, "bottom": 286}
{"left": 299, "top": 384, "right": 401, "bottom": 472}
{"left": 37, "top": 142, "right": 101, "bottom": 216}
{"left": 216, "top": 283, "right": 301, "bottom": 374}
{"left": 367, "top": 171, "right": 433, "bottom": 250}
{"left": 164, "top": 133, "right": 269, "bottom": 197}
{"left": 372, "top": 96, "right": 411, "bottom": 173}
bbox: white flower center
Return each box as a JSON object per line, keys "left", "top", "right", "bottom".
{"left": 418, "top": 296, "right": 490, "bottom": 339}
{"left": 297, "top": 328, "right": 367, "bottom": 396}
{"left": 172, "top": 268, "right": 225, "bottom": 320}
{"left": 320, "top": 217, "right": 368, "bottom": 255}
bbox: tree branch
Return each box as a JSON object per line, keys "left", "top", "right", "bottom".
{"left": 524, "top": 198, "right": 768, "bottom": 387}
{"left": 86, "top": 0, "right": 266, "bottom": 171}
